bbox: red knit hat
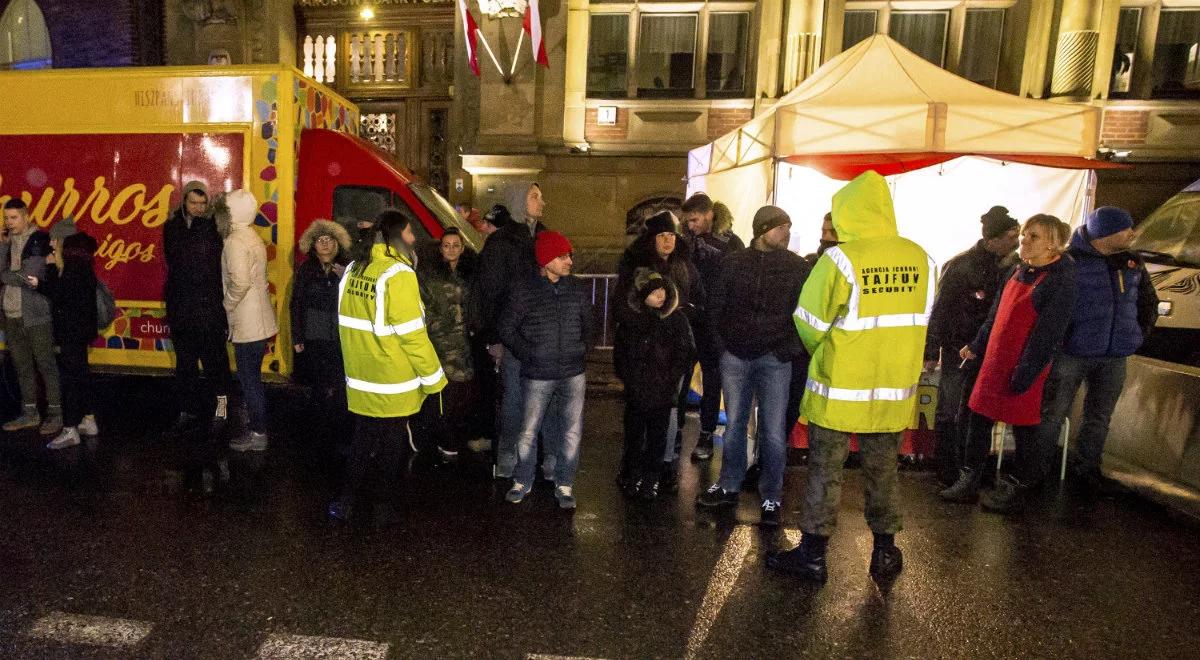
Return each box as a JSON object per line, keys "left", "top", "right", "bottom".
{"left": 535, "top": 230, "right": 573, "bottom": 267}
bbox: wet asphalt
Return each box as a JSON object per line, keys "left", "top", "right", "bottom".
{"left": 1, "top": 369, "right": 1199, "bottom": 659}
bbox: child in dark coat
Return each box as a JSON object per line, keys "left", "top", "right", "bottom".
{"left": 613, "top": 268, "right": 696, "bottom": 500}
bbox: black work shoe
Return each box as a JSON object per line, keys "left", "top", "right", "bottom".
{"left": 691, "top": 432, "right": 714, "bottom": 461}
{"left": 759, "top": 500, "right": 781, "bottom": 527}
{"left": 981, "top": 475, "right": 1026, "bottom": 514}
{"left": 938, "top": 468, "right": 980, "bottom": 503}
{"left": 659, "top": 464, "right": 679, "bottom": 493}
{"left": 766, "top": 543, "right": 828, "bottom": 582}
{"left": 696, "top": 484, "right": 739, "bottom": 508}
{"left": 869, "top": 545, "right": 904, "bottom": 581}
{"left": 635, "top": 478, "right": 659, "bottom": 502}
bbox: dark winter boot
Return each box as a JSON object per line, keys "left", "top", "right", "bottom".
{"left": 766, "top": 536, "right": 828, "bottom": 583}
{"left": 938, "top": 467, "right": 981, "bottom": 503}
{"left": 869, "top": 545, "right": 904, "bottom": 581}
{"left": 691, "top": 431, "right": 714, "bottom": 461}
{"left": 981, "top": 474, "right": 1027, "bottom": 514}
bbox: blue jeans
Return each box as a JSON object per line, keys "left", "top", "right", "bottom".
{"left": 234, "top": 340, "right": 268, "bottom": 434}
{"left": 1040, "top": 354, "right": 1127, "bottom": 476}
{"left": 716, "top": 352, "right": 791, "bottom": 502}
{"left": 498, "top": 350, "right": 561, "bottom": 476}
{"left": 513, "top": 373, "right": 586, "bottom": 488}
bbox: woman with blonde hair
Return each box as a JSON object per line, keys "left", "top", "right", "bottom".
{"left": 940, "top": 214, "right": 1076, "bottom": 513}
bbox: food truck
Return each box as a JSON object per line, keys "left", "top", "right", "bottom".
{"left": 0, "top": 65, "right": 478, "bottom": 380}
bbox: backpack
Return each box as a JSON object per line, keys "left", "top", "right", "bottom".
{"left": 95, "top": 280, "right": 117, "bottom": 331}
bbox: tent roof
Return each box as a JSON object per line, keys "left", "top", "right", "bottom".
{"left": 690, "top": 35, "right": 1105, "bottom": 181}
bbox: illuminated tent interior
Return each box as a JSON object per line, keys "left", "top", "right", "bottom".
{"left": 686, "top": 34, "right": 1124, "bottom": 266}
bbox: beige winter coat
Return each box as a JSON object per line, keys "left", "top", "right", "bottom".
{"left": 221, "top": 190, "right": 278, "bottom": 343}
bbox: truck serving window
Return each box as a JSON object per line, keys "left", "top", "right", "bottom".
{"left": 332, "top": 185, "right": 433, "bottom": 243}
{"left": 409, "top": 182, "right": 484, "bottom": 253}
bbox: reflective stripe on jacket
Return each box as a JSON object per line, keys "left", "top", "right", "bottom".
{"left": 794, "top": 171, "right": 936, "bottom": 433}
{"left": 338, "top": 243, "right": 446, "bottom": 417}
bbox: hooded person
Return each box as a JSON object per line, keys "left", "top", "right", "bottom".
{"left": 162, "top": 179, "right": 232, "bottom": 435}
{"left": 218, "top": 189, "right": 278, "bottom": 452}
{"left": 769, "top": 170, "right": 935, "bottom": 585}
{"left": 291, "top": 219, "right": 352, "bottom": 416}
{"left": 613, "top": 269, "right": 696, "bottom": 500}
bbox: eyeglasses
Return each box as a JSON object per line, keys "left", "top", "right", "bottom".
{"left": 315, "top": 236, "right": 337, "bottom": 245}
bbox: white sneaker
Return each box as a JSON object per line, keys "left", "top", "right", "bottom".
{"left": 554, "top": 485, "right": 576, "bottom": 510}
{"left": 78, "top": 415, "right": 99, "bottom": 436}
{"left": 46, "top": 427, "right": 81, "bottom": 450}
{"left": 230, "top": 431, "right": 268, "bottom": 452}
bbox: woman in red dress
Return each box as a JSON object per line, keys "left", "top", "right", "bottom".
{"left": 940, "top": 214, "right": 1076, "bottom": 512}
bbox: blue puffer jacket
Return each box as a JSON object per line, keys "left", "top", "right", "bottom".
{"left": 499, "top": 274, "right": 594, "bottom": 381}
{"left": 1063, "top": 226, "right": 1157, "bottom": 358}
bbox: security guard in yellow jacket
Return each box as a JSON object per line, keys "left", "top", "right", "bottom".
{"left": 768, "top": 171, "right": 935, "bottom": 584}
{"left": 328, "top": 209, "right": 446, "bottom": 522}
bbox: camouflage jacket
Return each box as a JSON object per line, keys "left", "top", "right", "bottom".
{"left": 419, "top": 264, "right": 474, "bottom": 382}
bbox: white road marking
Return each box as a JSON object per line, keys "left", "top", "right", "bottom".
{"left": 683, "top": 524, "right": 754, "bottom": 660}
{"left": 23, "top": 611, "right": 153, "bottom": 648}
{"left": 255, "top": 633, "right": 390, "bottom": 659}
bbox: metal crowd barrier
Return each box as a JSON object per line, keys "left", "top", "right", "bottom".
{"left": 579, "top": 274, "right": 618, "bottom": 349}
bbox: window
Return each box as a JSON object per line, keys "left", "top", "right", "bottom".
{"left": 332, "top": 185, "right": 433, "bottom": 244}
{"left": 585, "top": 7, "right": 753, "bottom": 100}
{"left": 1111, "top": 8, "right": 1141, "bottom": 95}
{"left": 889, "top": 11, "right": 949, "bottom": 66}
{"left": 0, "top": 0, "right": 51, "bottom": 69}
{"left": 637, "top": 14, "right": 698, "bottom": 98}
{"left": 587, "top": 14, "right": 628, "bottom": 98}
{"left": 707, "top": 13, "right": 749, "bottom": 98}
{"left": 961, "top": 9, "right": 1006, "bottom": 87}
{"left": 1152, "top": 9, "right": 1200, "bottom": 98}
{"left": 843, "top": 10, "right": 878, "bottom": 51}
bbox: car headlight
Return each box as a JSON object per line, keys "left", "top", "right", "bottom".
{"left": 1157, "top": 301, "right": 1173, "bottom": 316}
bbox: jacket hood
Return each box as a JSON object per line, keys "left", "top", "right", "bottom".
{"left": 177, "top": 180, "right": 210, "bottom": 215}
{"left": 712, "top": 202, "right": 735, "bottom": 236}
{"left": 626, "top": 267, "right": 680, "bottom": 319}
{"left": 61, "top": 230, "right": 99, "bottom": 262}
{"left": 1069, "top": 225, "right": 1101, "bottom": 255}
{"left": 216, "top": 189, "right": 258, "bottom": 237}
{"left": 830, "top": 171, "right": 898, "bottom": 242}
{"left": 299, "top": 219, "right": 352, "bottom": 254}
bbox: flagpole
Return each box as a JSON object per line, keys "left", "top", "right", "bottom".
{"left": 475, "top": 28, "right": 506, "bottom": 81}
{"left": 509, "top": 29, "right": 525, "bottom": 78}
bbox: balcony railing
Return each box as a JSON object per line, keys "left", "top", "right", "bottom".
{"left": 302, "top": 28, "right": 417, "bottom": 92}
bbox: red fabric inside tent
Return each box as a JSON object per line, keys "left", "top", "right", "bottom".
{"left": 783, "top": 152, "right": 1129, "bottom": 181}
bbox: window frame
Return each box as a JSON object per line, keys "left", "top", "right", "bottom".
{"left": 585, "top": 2, "right": 758, "bottom": 101}
{"left": 1110, "top": 0, "right": 1200, "bottom": 99}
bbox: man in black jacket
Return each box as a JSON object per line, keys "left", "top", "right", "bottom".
{"left": 697, "top": 206, "right": 810, "bottom": 527}
{"left": 162, "top": 181, "right": 232, "bottom": 435}
{"left": 681, "top": 193, "right": 742, "bottom": 461}
{"left": 923, "top": 205, "right": 1019, "bottom": 484}
{"left": 499, "top": 231, "right": 592, "bottom": 509}
{"left": 470, "top": 183, "right": 557, "bottom": 479}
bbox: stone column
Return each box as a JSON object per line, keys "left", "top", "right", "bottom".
{"left": 562, "top": 0, "right": 589, "bottom": 147}
{"left": 780, "top": 0, "right": 825, "bottom": 93}
{"left": 1049, "top": 0, "right": 1104, "bottom": 99}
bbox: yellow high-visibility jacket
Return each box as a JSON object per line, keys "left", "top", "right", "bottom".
{"left": 338, "top": 243, "right": 446, "bottom": 417}
{"left": 793, "top": 171, "right": 937, "bottom": 433}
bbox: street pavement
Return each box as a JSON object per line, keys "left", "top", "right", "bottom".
{"left": 1, "top": 373, "right": 1199, "bottom": 659}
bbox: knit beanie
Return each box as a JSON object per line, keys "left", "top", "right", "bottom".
{"left": 535, "top": 230, "right": 573, "bottom": 267}
{"left": 981, "top": 206, "right": 1019, "bottom": 239}
{"left": 485, "top": 204, "right": 513, "bottom": 229}
{"left": 1086, "top": 206, "right": 1134, "bottom": 239}
{"left": 643, "top": 210, "right": 679, "bottom": 237}
{"left": 752, "top": 205, "right": 790, "bottom": 238}
{"left": 50, "top": 217, "right": 78, "bottom": 241}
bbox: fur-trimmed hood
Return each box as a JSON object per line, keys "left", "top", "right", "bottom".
{"left": 626, "top": 267, "right": 680, "bottom": 319}
{"left": 299, "top": 219, "right": 353, "bottom": 255}
{"left": 712, "top": 202, "right": 735, "bottom": 237}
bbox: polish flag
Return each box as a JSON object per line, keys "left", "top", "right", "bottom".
{"left": 458, "top": 0, "right": 480, "bottom": 76}
{"left": 523, "top": 0, "right": 550, "bottom": 68}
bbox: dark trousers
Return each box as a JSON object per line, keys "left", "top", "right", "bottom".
{"left": 233, "top": 340, "right": 268, "bottom": 434}
{"left": 173, "top": 330, "right": 230, "bottom": 417}
{"left": 933, "top": 358, "right": 966, "bottom": 479}
{"left": 344, "top": 415, "right": 411, "bottom": 507}
{"left": 621, "top": 399, "right": 673, "bottom": 484}
{"left": 804, "top": 424, "right": 903, "bottom": 536}
{"left": 962, "top": 411, "right": 1043, "bottom": 486}
{"left": 697, "top": 349, "right": 722, "bottom": 434}
{"left": 784, "top": 353, "right": 810, "bottom": 446}
{"left": 469, "top": 336, "right": 498, "bottom": 440}
{"left": 1039, "top": 354, "right": 1127, "bottom": 476}
{"left": 418, "top": 379, "right": 476, "bottom": 452}
{"left": 56, "top": 341, "right": 92, "bottom": 427}
{"left": 5, "top": 317, "right": 60, "bottom": 408}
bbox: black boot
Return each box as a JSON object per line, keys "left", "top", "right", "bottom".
{"left": 869, "top": 545, "right": 904, "bottom": 581}
{"left": 766, "top": 538, "right": 828, "bottom": 583}
{"left": 938, "top": 467, "right": 980, "bottom": 503}
{"left": 691, "top": 431, "right": 714, "bottom": 461}
{"left": 981, "top": 474, "right": 1026, "bottom": 514}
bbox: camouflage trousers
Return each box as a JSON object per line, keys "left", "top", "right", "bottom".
{"left": 802, "top": 424, "right": 904, "bottom": 537}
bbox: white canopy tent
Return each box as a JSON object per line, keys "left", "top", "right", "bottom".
{"left": 687, "top": 35, "right": 1117, "bottom": 265}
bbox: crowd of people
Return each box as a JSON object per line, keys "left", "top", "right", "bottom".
{"left": 0, "top": 167, "right": 1158, "bottom": 584}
